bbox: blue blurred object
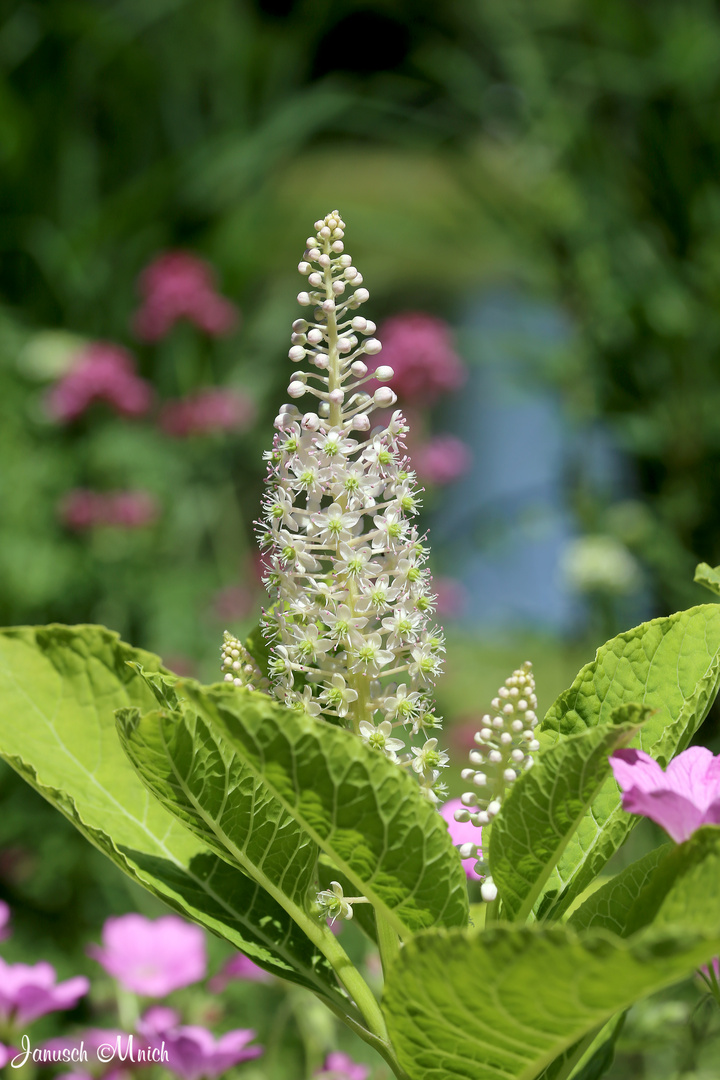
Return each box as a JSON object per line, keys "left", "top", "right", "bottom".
{"left": 432, "top": 290, "right": 632, "bottom": 633}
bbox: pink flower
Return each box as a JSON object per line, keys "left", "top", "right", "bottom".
{"left": 413, "top": 436, "right": 471, "bottom": 485}
{"left": 0, "top": 1045, "right": 13, "bottom": 1068}
{"left": 133, "top": 253, "right": 238, "bottom": 341}
{"left": 314, "top": 1052, "right": 370, "bottom": 1080}
{"left": 0, "top": 901, "right": 11, "bottom": 942}
{"left": 209, "top": 585, "right": 255, "bottom": 623}
{"left": 433, "top": 577, "right": 465, "bottom": 618}
{"left": 372, "top": 313, "right": 465, "bottom": 405}
{"left": 88, "top": 914, "right": 207, "bottom": 997}
{"left": 59, "top": 490, "right": 159, "bottom": 531}
{"left": 610, "top": 746, "right": 720, "bottom": 843}
{"left": 160, "top": 389, "right": 255, "bottom": 438}
{"left": 46, "top": 343, "right": 152, "bottom": 423}
{"left": 208, "top": 954, "right": 271, "bottom": 993}
{"left": 439, "top": 798, "right": 482, "bottom": 880}
{"left": 135, "top": 1014, "right": 262, "bottom": 1080}
{"left": 0, "top": 959, "right": 89, "bottom": 1025}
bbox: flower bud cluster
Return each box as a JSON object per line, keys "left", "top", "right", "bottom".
{"left": 454, "top": 661, "right": 538, "bottom": 899}
{"left": 256, "top": 212, "right": 447, "bottom": 802}
{"left": 221, "top": 631, "right": 271, "bottom": 693}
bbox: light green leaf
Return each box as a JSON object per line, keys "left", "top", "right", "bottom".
{"left": 382, "top": 922, "right": 720, "bottom": 1080}
{"left": 490, "top": 708, "right": 643, "bottom": 920}
{"left": 694, "top": 562, "right": 720, "bottom": 598}
{"left": 538, "top": 1013, "right": 625, "bottom": 1080}
{"left": 568, "top": 845, "right": 671, "bottom": 935}
{"left": 537, "top": 604, "right": 720, "bottom": 918}
{"left": 117, "top": 681, "right": 469, "bottom": 938}
{"left": 0, "top": 625, "right": 346, "bottom": 1006}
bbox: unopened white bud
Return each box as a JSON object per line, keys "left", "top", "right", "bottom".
{"left": 528, "top": 739, "right": 540, "bottom": 752}
{"left": 337, "top": 337, "right": 352, "bottom": 353}
{"left": 373, "top": 387, "right": 397, "bottom": 408}
{"left": 480, "top": 879, "right": 498, "bottom": 903}
{"left": 331, "top": 240, "right": 344, "bottom": 252}
{"left": 458, "top": 843, "right": 477, "bottom": 860}
{"left": 460, "top": 768, "right": 475, "bottom": 780}
{"left": 328, "top": 389, "right": 344, "bottom": 405}
{"left": 339, "top": 254, "right": 352, "bottom": 267}
{"left": 354, "top": 288, "right": 369, "bottom": 304}
{"left": 298, "top": 262, "right": 311, "bottom": 275}
{"left": 308, "top": 247, "right": 321, "bottom": 260}
{"left": 500, "top": 732, "right": 512, "bottom": 745}
{"left": 374, "top": 365, "right": 394, "bottom": 381}
{"left": 302, "top": 412, "right": 320, "bottom": 430}
{"left": 364, "top": 320, "right": 376, "bottom": 334}
{"left": 319, "top": 226, "right": 331, "bottom": 239}
{"left": 332, "top": 280, "right": 345, "bottom": 295}
{"left": 345, "top": 266, "right": 358, "bottom": 280}
{"left": 308, "top": 272, "right": 323, "bottom": 287}
{"left": 511, "top": 749, "right": 525, "bottom": 764}
{"left": 351, "top": 316, "right": 367, "bottom": 331}
{"left": 351, "top": 361, "right": 368, "bottom": 377}
{"left": 454, "top": 808, "right": 470, "bottom": 823}
{"left": 322, "top": 299, "right": 336, "bottom": 313}
{"left": 287, "top": 381, "right": 306, "bottom": 398}
{"left": 364, "top": 338, "right": 382, "bottom": 355}
{"left": 288, "top": 346, "right": 306, "bottom": 362}
{"left": 292, "top": 319, "right": 308, "bottom": 332}
{"left": 297, "top": 292, "right": 311, "bottom": 306}
{"left": 487, "top": 799, "right": 502, "bottom": 818}
{"left": 313, "top": 354, "right": 329, "bottom": 370}
{"left": 511, "top": 719, "right": 524, "bottom": 733}
{"left": 503, "top": 768, "right": 517, "bottom": 783}
{"left": 461, "top": 792, "right": 477, "bottom": 807}
{"left": 473, "top": 772, "right": 488, "bottom": 787}
{"left": 352, "top": 414, "right": 370, "bottom": 431}
{"left": 318, "top": 253, "right": 331, "bottom": 267}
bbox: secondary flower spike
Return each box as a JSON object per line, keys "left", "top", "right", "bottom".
{"left": 610, "top": 745, "right": 720, "bottom": 843}
{"left": 255, "top": 211, "right": 448, "bottom": 802}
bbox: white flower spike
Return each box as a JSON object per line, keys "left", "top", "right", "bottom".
{"left": 255, "top": 211, "right": 448, "bottom": 800}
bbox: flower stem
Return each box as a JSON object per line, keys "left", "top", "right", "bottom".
{"left": 376, "top": 914, "right": 401, "bottom": 978}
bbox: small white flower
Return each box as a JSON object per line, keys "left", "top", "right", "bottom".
{"left": 315, "top": 881, "right": 354, "bottom": 924}
{"left": 358, "top": 720, "right": 405, "bottom": 762}
{"left": 411, "top": 738, "right": 449, "bottom": 778}
{"left": 323, "top": 603, "right": 368, "bottom": 646}
{"left": 318, "top": 673, "right": 359, "bottom": 718}
{"left": 349, "top": 633, "right": 395, "bottom": 675}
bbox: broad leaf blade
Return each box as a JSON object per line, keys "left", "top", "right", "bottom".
{"left": 490, "top": 711, "right": 642, "bottom": 920}
{"left": 383, "top": 922, "right": 720, "bottom": 1080}
{"left": 0, "top": 625, "right": 344, "bottom": 1005}
{"left": 118, "top": 682, "right": 469, "bottom": 937}
{"left": 694, "top": 562, "right": 720, "bottom": 598}
{"left": 538, "top": 605, "right": 720, "bottom": 918}
{"left": 569, "top": 845, "right": 671, "bottom": 935}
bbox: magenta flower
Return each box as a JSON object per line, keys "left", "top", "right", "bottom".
{"left": 135, "top": 1015, "right": 262, "bottom": 1080}
{"left": 159, "top": 388, "right": 255, "bottom": 438}
{"left": 0, "top": 901, "right": 11, "bottom": 942}
{"left": 208, "top": 954, "right": 271, "bottom": 993}
{"left": 413, "top": 435, "right": 471, "bottom": 485}
{"left": 88, "top": 914, "right": 206, "bottom": 997}
{"left": 314, "top": 1052, "right": 370, "bottom": 1080}
{"left": 59, "top": 490, "right": 159, "bottom": 531}
{"left": 439, "top": 798, "right": 482, "bottom": 880}
{"left": 0, "top": 1044, "right": 13, "bottom": 1068}
{"left": 133, "top": 252, "right": 238, "bottom": 341}
{"left": 433, "top": 577, "right": 465, "bottom": 618}
{"left": 46, "top": 343, "right": 153, "bottom": 423}
{"left": 371, "top": 312, "right": 465, "bottom": 405}
{"left": 0, "top": 958, "right": 89, "bottom": 1025}
{"left": 610, "top": 746, "right": 720, "bottom": 843}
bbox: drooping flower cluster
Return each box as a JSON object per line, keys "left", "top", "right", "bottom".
{"left": 47, "top": 343, "right": 153, "bottom": 422}
{"left": 59, "top": 489, "right": 159, "bottom": 531}
{"left": 254, "top": 212, "right": 447, "bottom": 801}
{"left": 133, "top": 252, "right": 238, "bottom": 341}
{"left": 454, "top": 662, "right": 539, "bottom": 900}
{"left": 160, "top": 388, "right": 255, "bottom": 438}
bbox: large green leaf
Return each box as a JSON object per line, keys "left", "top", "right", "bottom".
{"left": 537, "top": 604, "right": 720, "bottom": 918}
{"left": 117, "top": 681, "right": 469, "bottom": 938}
{"left": 382, "top": 922, "right": 720, "bottom": 1080}
{"left": 0, "top": 625, "right": 347, "bottom": 1007}
{"left": 568, "top": 845, "right": 671, "bottom": 935}
{"left": 490, "top": 709, "right": 643, "bottom": 920}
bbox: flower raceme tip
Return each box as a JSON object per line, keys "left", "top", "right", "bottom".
{"left": 610, "top": 745, "right": 720, "bottom": 843}
{"left": 249, "top": 211, "right": 449, "bottom": 805}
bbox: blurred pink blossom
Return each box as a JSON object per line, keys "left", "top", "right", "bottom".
{"left": 314, "top": 1052, "right": 370, "bottom": 1080}
{"left": 134, "top": 253, "right": 238, "bottom": 341}
{"left": 208, "top": 954, "right": 271, "bottom": 993}
{"left": 433, "top": 577, "right": 465, "bottom": 618}
{"left": 0, "top": 901, "right": 11, "bottom": 942}
{"left": 610, "top": 746, "right": 720, "bottom": 843}
{"left": 413, "top": 436, "right": 471, "bottom": 485}
{"left": 440, "top": 798, "right": 482, "bottom": 881}
{"left": 373, "top": 312, "right": 465, "bottom": 405}
{"left": 47, "top": 343, "right": 153, "bottom": 423}
{"left": 135, "top": 1014, "right": 262, "bottom": 1080}
{"left": 88, "top": 914, "right": 207, "bottom": 997}
{"left": 160, "top": 388, "right": 255, "bottom": 438}
{"left": 210, "top": 585, "right": 255, "bottom": 623}
{"left": 0, "top": 959, "right": 89, "bottom": 1025}
{"left": 60, "top": 490, "right": 159, "bottom": 531}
